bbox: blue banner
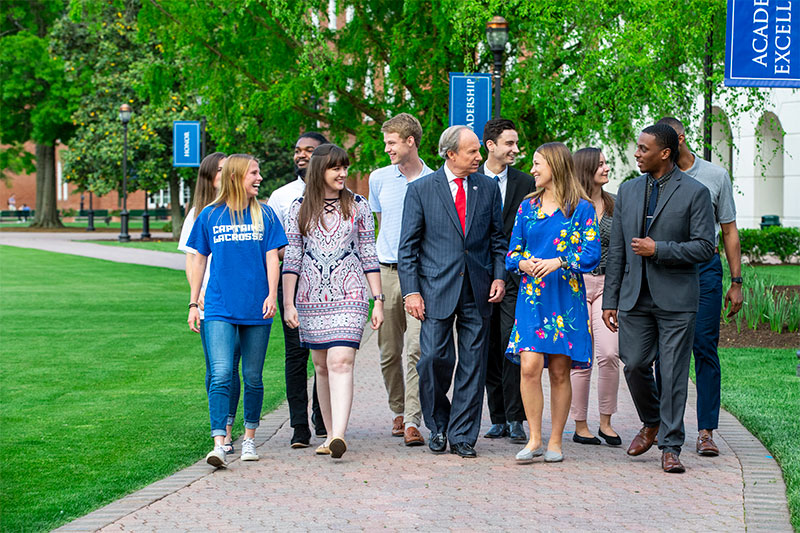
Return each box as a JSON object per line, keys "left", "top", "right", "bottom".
{"left": 173, "top": 121, "right": 201, "bottom": 167}
{"left": 448, "top": 73, "right": 493, "bottom": 142}
{"left": 725, "top": 0, "right": 800, "bottom": 87}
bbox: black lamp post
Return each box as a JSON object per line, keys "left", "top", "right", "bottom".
{"left": 141, "top": 190, "right": 151, "bottom": 239}
{"left": 86, "top": 189, "right": 95, "bottom": 231}
{"left": 486, "top": 16, "right": 509, "bottom": 119}
{"left": 118, "top": 103, "right": 132, "bottom": 242}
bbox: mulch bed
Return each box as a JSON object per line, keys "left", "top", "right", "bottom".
{"left": 719, "top": 321, "right": 800, "bottom": 349}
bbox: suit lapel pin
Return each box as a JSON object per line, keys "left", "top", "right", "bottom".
{"left": 473, "top": 186, "right": 478, "bottom": 190}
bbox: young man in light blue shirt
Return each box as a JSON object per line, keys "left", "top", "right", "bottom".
{"left": 368, "top": 113, "right": 433, "bottom": 446}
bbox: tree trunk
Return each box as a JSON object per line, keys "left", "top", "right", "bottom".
{"left": 32, "top": 143, "right": 63, "bottom": 228}
{"left": 169, "top": 172, "right": 183, "bottom": 239}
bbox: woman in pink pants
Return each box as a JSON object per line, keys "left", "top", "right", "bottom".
{"left": 569, "top": 148, "right": 622, "bottom": 446}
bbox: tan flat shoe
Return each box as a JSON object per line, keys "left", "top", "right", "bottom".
{"left": 315, "top": 444, "right": 331, "bottom": 455}
{"left": 329, "top": 437, "right": 347, "bottom": 459}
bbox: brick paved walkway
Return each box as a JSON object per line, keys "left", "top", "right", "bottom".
{"left": 56, "top": 331, "right": 791, "bottom": 532}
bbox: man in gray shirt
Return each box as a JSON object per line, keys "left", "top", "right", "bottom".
{"left": 658, "top": 117, "right": 743, "bottom": 457}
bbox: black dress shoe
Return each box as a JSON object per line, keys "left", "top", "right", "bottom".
{"left": 429, "top": 432, "right": 447, "bottom": 453}
{"left": 598, "top": 428, "right": 622, "bottom": 446}
{"left": 508, "top": 421, "right": 527, "bottom": 444}
{"left": 450, "top": 442, "right": 477, "bottom": 458}
{"left": 572, "top": 433, "right": 601, "bottom": 445}
{"left": 484, "top": 423, "right": 509, "bottom": 439}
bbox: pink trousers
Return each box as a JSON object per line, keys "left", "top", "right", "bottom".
{"left": 569, "top": 273, "right": 620, "bottom": 421}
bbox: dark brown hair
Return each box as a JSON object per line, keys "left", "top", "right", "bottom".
{"left": 297, "top": 144, "right": 354, "bottom": 236}
{"left": 192, "top": 152, "right": 226, "bottom": 217}
{"left": 574, "top": 147, "right": 614, "bottom": 217}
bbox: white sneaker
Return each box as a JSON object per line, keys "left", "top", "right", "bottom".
{"left": 241, "top": 438, "right": 259, "bottom": 461}
{"left": 206, "top": 445, "right": 228, "bottom": 468}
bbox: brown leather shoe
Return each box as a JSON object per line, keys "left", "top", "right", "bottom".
{"left": 392, "top": 415, "right": 404, "bottom": 437}
{"left": 696, "top": 429, "right": 720, "bottom": 456}
{"left": 627, "top": 425, "right": 659, "bottom": 456}
{"left": 662, "top": 452, "right": 686, "bottom": 473}
{"left": 404, "top": 426, "right": 425, "bottom": 446}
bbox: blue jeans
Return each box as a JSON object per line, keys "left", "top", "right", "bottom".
{"left": 693, "top": 254, "right": 723, "bottom": 430}
{"left": 204, "top": 321, "right": 270, "bottom": 437}
{"left": 200, "top": 319, "right": 241, "bottom": 426}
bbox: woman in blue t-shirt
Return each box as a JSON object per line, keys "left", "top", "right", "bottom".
{"left": 187, "top": 154, "right": 288, "bottom": 468}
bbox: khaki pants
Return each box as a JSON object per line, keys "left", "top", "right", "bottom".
{"left": 378, "top": 264, "right": 422, "bottom": 426}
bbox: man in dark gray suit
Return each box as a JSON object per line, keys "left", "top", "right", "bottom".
{"left": 398, "top": 125, "right": 507, "bottom": 458}
{"left": 478, "top": 119, "right": 536, "bottom": 444}
{"left": 602, "top": 124, "right": 715, "bottom": 473}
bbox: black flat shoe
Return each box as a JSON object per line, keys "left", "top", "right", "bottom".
{"left": 572, "top": 433, "right": 601, "bottom": 445}
{"left": 598, "top": 428, "right": 622, "bottom": 446}
{"left": 450, "top": 442, "right": 477, "bottom": 458}
{"left": 429, "top": 432, "right": 447, "bottom": 453}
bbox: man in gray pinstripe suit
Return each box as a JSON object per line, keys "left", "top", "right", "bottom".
{"left": 398, "top": 125, "right": 508, "bottom": 458}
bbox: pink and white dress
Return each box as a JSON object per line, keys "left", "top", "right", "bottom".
{"left": 282, "top": 194, "right": 379, "bottom": 349}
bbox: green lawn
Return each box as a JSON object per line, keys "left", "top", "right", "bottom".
{"left": 0, "top": 220, "right": 165, "bottom": 230}
{"left": 0, "top": 246, "right": 287, "bottom": 532}
{"left": 79, "top": 240, "right": 183, "bottom": 254}
{"left": 715, "top": 348, "right": 800, "bottom": 530}
{"left": 748, "top": 264, "right": 800, "bottom": 286}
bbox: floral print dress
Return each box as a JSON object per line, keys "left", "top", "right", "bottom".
{"left": 505, "top": 197, "right": 601, "bottom": 369}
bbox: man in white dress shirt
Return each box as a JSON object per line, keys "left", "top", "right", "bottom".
{"left": 368, "top": 113, "right": 433, "bottom": 446}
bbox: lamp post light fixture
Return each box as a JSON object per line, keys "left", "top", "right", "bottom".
{"left": 486, "top": 15, "right": 509, "bottom": 119}
{"left": 118, "top": 103, "right": 132, "bottom": 242}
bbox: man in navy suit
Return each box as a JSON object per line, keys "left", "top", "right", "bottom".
{"left": 398, "top": 125, "right": 507, "bottom": 458}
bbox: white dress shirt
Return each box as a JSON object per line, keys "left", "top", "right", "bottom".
{"left": 266, "top": 177, "right": 306, "bottom": 230}
{"left": 481, "top": 164, "right": 508, "bottom": 206}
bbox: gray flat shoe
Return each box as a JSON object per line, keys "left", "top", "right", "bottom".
{"left": 544, "top": 450, "right": 563, "bottom": 463}
{"left": 515, "top": 446, "right": 544, "bottom": 463}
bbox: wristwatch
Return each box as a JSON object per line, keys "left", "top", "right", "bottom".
{"left": 559, "top": 256, "right": 569, "bottom": 270}
{"left": 373, "top": 293, "right": 386, "bottom": 302}
{"left": 730, "top": 276, "right": 743, "bottom": 285}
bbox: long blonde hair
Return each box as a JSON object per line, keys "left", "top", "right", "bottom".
{"left": 212, "top": 154, "right": 266, "bottom": 231}
{"left": 527, "top": 142, "right": 589, "bottom": 217}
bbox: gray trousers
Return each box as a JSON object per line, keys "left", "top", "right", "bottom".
{"left": 618, "top": 288, "right": 696, "bottom": 454}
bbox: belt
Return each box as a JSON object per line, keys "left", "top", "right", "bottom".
{"left": 589, "top": 266, "right": 606, "bottom": 276}
{"left": 380, "top": 262, "right": 398, "bottom": 270}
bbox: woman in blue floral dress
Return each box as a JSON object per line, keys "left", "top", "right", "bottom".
{"left": 505, "top": 142, "right": 601, "bottom": 464}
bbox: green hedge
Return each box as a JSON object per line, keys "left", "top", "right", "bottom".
{"left": 731, "top": 227, "right": 800, "bottom": 262}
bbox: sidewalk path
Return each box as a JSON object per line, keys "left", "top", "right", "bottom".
{"left": 59, "top": 333, "right": 791, "bottom": 532}
{"left": 7, "top": 231, "right": 790, "bottom": 532}
{"left": 0, "top": 231, "right": 183, "bottom": 270}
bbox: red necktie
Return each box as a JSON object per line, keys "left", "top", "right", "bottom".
{"left": 454, "top": 177, "right": 466, "bottom": 233}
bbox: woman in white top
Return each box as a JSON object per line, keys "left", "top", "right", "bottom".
{"left": 178, "top": 152, "right": 242, "bottom": 454}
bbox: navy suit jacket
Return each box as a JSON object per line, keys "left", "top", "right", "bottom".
{"left": 398, "top": 166, "right": 507, "bottom": 319}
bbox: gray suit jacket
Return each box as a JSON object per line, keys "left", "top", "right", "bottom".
{"left": 603, "top": 169, "right": 715, "bottom": 313}
{"left": 398, "top": 166, "right": 507, "bottom": 319}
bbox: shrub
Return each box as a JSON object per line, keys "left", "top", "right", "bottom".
{"left": 161, "top": 221, "right": 172, "bottom": 233}
{"left": 61, "top": 208, "right": 78, "bottom": 217}
{"left": 734, "top": 227, "right": 800, "bottom": 262}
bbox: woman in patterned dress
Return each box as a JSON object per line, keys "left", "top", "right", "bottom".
{"left": 505, "top": 142, "right": 601, "bottom": 464}
{"left": 282, "top": 143, "right": 384, "bottom": 459}
{"left": 569, "top": 148, "right": 623, "bottom": 447}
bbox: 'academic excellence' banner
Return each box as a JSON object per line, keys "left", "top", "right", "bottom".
{"left": 449, "top": 73, "right": 492, "bottom": 142}
{"left": 725, "top": 0, "right": 800, "bottom": 87}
